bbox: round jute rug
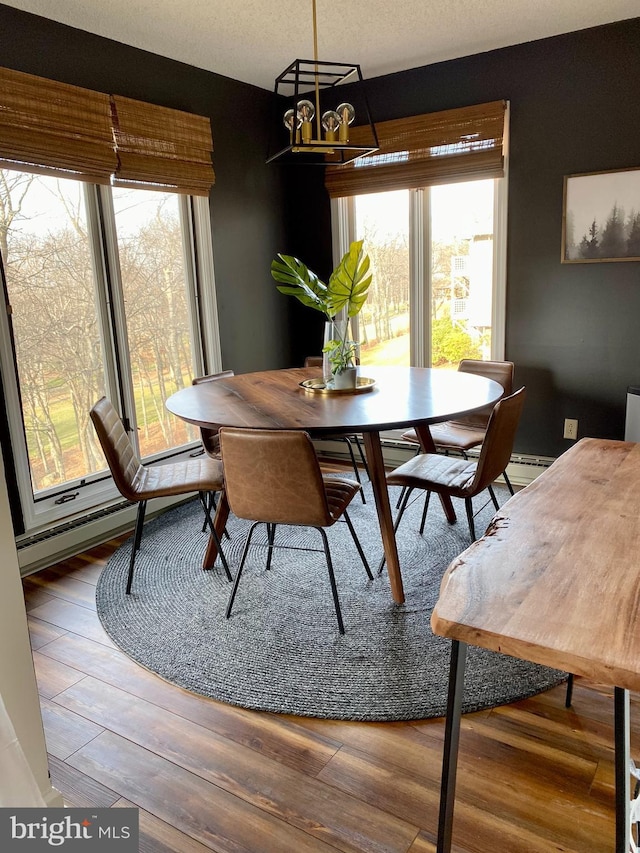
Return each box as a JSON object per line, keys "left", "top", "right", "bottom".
{"left": 96, "top": 482, "right": 566, "bottom": 721}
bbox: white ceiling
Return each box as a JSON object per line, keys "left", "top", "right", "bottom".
{"left": 3, "top": 0, "right": 639, "bottom": 90}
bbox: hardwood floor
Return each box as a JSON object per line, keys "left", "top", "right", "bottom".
{"left": 22, "top": 515, "right": 639, "bottom": 852}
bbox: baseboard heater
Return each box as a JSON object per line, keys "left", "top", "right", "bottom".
{"left": 16, "top": 493, "right": 191, "bottom": 577}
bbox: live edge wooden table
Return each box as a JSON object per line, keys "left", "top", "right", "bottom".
{"left": 431, "top": 437, "right": 640, "bottom": 852}
{"left": 166, "top": 366, "right": 502, "bottom": 605}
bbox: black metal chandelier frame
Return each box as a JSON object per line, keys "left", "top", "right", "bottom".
{"left": 266, "top": 3, "right": 378, "bottom": 166}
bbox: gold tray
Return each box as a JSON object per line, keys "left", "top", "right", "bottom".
{"left": 299, "top": 376, "right": 376, "bottom": 395}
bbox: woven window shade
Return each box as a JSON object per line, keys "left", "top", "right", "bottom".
{"left": 111, "top": 95, "right": 215, "bottom": 197}
{"left": 325, "top": 100, "right": 506, "bottom": 198}
{"left": 0, "top": 67, "right": 117, "bottom": 184}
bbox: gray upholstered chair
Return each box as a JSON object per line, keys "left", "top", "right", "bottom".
{"left": 387, "top": 387, "right": 526, "bottom": 545}
{"left": 218, "top": 427, "right": 372, "bottom": 634}
{"left": 90, "top": 396, "right": 231, "bottom": 594}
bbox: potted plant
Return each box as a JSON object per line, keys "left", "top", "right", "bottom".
{"left": 271, "top": 240, "right": 372, "bottom": 388}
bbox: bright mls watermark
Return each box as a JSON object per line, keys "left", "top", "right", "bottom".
{"left": 0, "top": 808, "right": 138, "bottom": 850}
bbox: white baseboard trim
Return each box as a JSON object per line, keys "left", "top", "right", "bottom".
{"left": 17, "top": 494, "right": 192, "bottom": 577}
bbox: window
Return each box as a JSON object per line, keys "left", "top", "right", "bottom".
{"left": 351, "top": 190, "right": 411, "bottom": 366}
{"left": 337, "top": 179, "right": 504, "bottom": 371}
{"left": 0, "top": 67, "right": 218, "bottom": 536}
{"left": 329, "top": 102, "right": 508, "bottom": 372}
{"left": 110, "top": 187, "right": 200, "bottom": 458}
{"left": 0, "top": 170, "right": 220, "bottom": 533}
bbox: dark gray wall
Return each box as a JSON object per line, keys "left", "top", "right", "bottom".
{"left": 345, "top": 18, "right": 640, "bottom": 457}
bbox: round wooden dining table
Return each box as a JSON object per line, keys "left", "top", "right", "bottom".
{"left": 166, "top": 366, "right": 503, "bottom": 604}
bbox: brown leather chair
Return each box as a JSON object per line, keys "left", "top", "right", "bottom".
{"left": 218, "top": 427, "right": 373, "bottom": 634}
{"left": 400, "top": 358, "right": 516, "bottom": 496}
{"left": 386, "top": 387, "right": 525, "bottom": 544}
{"left": 90, "top": 396, "right": 231, "bottom": 594}
{"left": 192, "top": 370, "right": 235, "bottom": 459}
{"left": 192, "top": 370, "right": 234, "bottom": 530}
{"left": 304, "top": 356, "right": 370, "bottom": 502}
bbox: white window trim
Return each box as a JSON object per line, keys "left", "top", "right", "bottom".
{"left": 409, "top": 188, "right": 431, "bottom": 367}
{"left": 331, "top": 196, "right": 355, "bottom": 264}
{"left": 191, "top": 195, "right": 223, "bottom": 375}
{"left": 491, "top": 102, "right": 510, "bottom": 361}
{"left": 97, "top": 185, "right": 135, "bottom": 421}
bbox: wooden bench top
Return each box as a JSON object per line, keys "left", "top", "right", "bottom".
{"left": 431, "top": 438, "right": 640, "bottom": 691}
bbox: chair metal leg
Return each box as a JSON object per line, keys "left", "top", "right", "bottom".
{"left": 317, "top": 527, "right": 345, "bottom": 634}
{"left": 487, "top": 484, "right": 500, "bottom": 511}
{"left": 418, "top": 491, "right": 432, "bottom": 535}
{"left": 202, "top": 491, "right": 230, "bottom": 538}
{"left": 342, "top": 436, "right": 366, "bottom": 503}
{"left": 199, "top": 491, "right": 233, "bottom": 582}
{"left": 353, "top": 434, "right": 371, "bottom": 483}
{"left": 395, "top": 486, "right": 414, "bottom": 531}
{"left": 227, "top": 522, "right": 345, "bottom": 635}
{"left": 396, "top": 444, "right": 422, "bottom": 509}
{"left": 464, "top": 497, "right": 476, "bottom": 541}
{"left": 265, "top": 523, "right": 276, "bottom": 571}
{"left": 126, "top": 500, "right": 147, "bottom": 595}
{"left": 218, "top": 488, "right": 232, "bottom": 539}
{"left": 343, "top": 510, "right": 373, "bottom": 580}
{"left": 565, "top": 673, "right": 574, "bottom": 708}
{"left": 503, "top": 470, "right": 515, "bottom": 495}
{"left": 201, "top": 491, "right": 216, "bottom": 532}
{"left": 226, "top": 521, "right": 260, "bottom": 619}
{"left": 378, "top": 486, "right": 414, "bottom": 575}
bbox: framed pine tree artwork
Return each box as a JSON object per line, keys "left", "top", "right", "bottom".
{"left": 562, "top": 166, "right": 640, "bottom": 262}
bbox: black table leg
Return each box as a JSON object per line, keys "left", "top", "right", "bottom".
{"left": 437, "top": 640, "right": 467, "bottom": 853}
{"left": 614, "top": 686, "right": 631, "bottom": 853}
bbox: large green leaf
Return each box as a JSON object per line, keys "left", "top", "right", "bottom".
{"left": 270, "top": 254, "right": 330, "bottom": 315}
{"left": 327, "top": 240, "right": 373, "bottom": 317}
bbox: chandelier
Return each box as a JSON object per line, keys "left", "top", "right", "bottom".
{"left": 266, "top": 0, "right": 379, "bottom": 165}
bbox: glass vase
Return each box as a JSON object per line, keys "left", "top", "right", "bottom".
{"left": 323, "top": 319, "right": 357, "bottom": 387}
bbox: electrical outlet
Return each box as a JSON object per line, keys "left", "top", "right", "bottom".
{"left": 564, "top": 418, "right": 578, "bottom": 440}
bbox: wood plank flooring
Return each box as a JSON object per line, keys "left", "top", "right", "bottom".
{"left": 22, "top": 510, "right": 640, "bottom": 852}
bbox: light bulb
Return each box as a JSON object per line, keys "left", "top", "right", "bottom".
{"left": 297, "top": 99, "right": 315, "bottom": 122}
{"left": 283, "top": 108, "right": 302, "bottom": 131}
{"left": 283, "top": 108, "right": 302, "bottom": 143}
{"left": 336, "top": 103, "right": 355, "bottom": 125}
{"left": 322, "top": 110, "right": 340, "bottom": 142}
{"left": 297, "top": 99, "right": 315, "bottom": 143}
{"left": 336, "top": 102, "right": 355, "bottom": 142}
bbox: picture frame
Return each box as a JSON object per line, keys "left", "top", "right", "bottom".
{"left": 562, "top": 166, "right": 640, "bottom": 263}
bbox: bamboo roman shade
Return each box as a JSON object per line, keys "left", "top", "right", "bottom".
{"left": 0, "top": 67, "right": 215, "bottom": 195}
{"left": 0, "top": 67, "right": 117, "bottom": 184}
{"left": 110, "top": 95, "right": 215, "bottom": 196}
{"left": 325, "top": 100, "right": 506, "bottom": 198}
